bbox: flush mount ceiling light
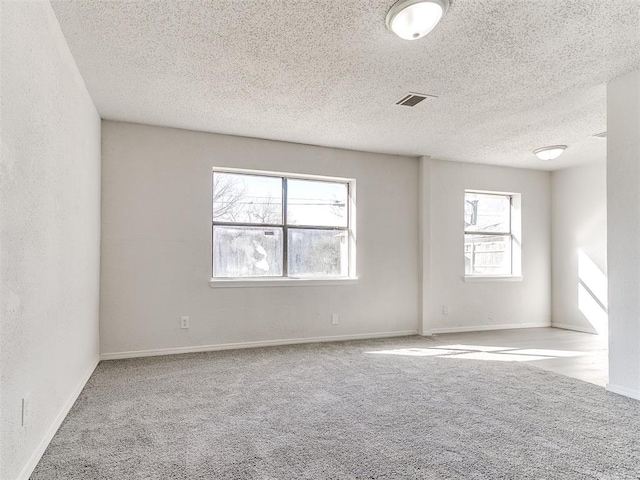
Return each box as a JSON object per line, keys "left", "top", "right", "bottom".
{"left": 533, "top": 145, "right": 568, "bottom": 161}
{"left": 386, "top": 0, "right": 450, "bottom": 40}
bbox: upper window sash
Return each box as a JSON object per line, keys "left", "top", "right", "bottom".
{"left": 464, "top": 192, "right": 512, "bottom": 235}
{"left": 286, "top": 178, "right": 348, "bottom": 228}
{"left": 212, "top": 170, "right": 350, "bottom": 229}
{"left": 212, "top": 171, "right": 284, "bottom": 225}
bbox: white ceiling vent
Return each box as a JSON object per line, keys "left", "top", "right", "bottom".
{"left": 395, "top": 92, "right": 435, "bottom": 107}
{"left": 592, "top": 131, "right": 607, "bottom": 138}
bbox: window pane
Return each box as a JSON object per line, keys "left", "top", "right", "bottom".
{"left": 465, "top": 193, "right": 510, "bottom": 233}
{"left": 287, "top": 179, "right": 348, "bottom": 227}
{"left": 464, "top": 234, "right": 511, "bottom": 275}
{"left": 213, "top": 226, "right": 283, "bottom": 277}
{"left": 288, "top": 229, "right": 348, "bottom": 277}
{"left": 213, "top": 172, "right": 282, "bottom": 224}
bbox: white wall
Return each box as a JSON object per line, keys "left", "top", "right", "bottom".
{"left": 420, "top": 158, "right": 551, "bottom": 334}
{"left": 607, "top": 69, "right": 640, "bottom": 400}
{"left": 0, "top": 2, "right": 101, "bottom": 479}
{"left": 100, "top": 121, "right": 419, "bottom": 356}
{"left": 551, "top": 163, "right": 607, "bottom": 334}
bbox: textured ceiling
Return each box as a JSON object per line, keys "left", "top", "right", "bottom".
{"left": 51, "top": 0, "right": 640, "bottom": 170}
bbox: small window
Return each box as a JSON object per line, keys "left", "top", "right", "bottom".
{"left": 464, "top": 191, "right": 514, "bottom": 276}
{"left": 212, "top": 169, "right": 354, "bottom": 279}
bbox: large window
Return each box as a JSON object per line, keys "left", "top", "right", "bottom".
{"left": 212, "top": 169, "right": 354, "bottom": 280}
{"left": 464, "top": 191, "right": 514, "bottom": 276}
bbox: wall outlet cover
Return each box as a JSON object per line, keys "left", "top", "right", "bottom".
{"left": 22, "top": 394, "right": 31, "bottom": 427}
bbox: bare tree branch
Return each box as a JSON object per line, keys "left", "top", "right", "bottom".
{"left": 247, "top": 196, "right": 281, "bottom": 224}
{"left": 213, "top": 175, "right": 245, "bottom": 220}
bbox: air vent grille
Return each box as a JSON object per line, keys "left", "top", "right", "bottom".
{"left": 395, "top": 92, "right": 434, "bottom": 107}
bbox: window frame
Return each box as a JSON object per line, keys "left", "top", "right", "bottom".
{"left": 210, "top": 167, "right": 357, "bottom": 287}
{"left": 464, "top": 190, "right": 522, "bottom": 281}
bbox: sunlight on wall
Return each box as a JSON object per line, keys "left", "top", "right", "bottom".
{"left": 577, "top": 249, "right": 608, "bottom": 334}
{"left": 367, "top": 345, "right": 584, "bottom": 362}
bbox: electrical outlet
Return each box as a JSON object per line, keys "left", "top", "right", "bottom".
{"left": 180, "top": 316, "right": 190, "bottom": 329}
{"left": 442, "top": 305, "right": 449, "bottom": 315}
{"left": 22, "top": 394, "right": 31, "bottom": 427}
{"left": 331, "top": 313, "right": 339, "bottom": 325}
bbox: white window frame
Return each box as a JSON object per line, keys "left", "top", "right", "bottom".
{"left": 464, "top": 190, "right": 522, "bottom": 282}
{"left": 209, "top": 167, "right": 357, "bottom": 288}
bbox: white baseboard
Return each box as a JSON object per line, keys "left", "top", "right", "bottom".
{"left": 100, "top": 330, "right": 419, "bottom": 360}
{"left": 429, "top": 322, "right": 550, "bottom": 335}
{"left": 551, "top": 323, "right": 598, "bottom": 335}
{"left": 17, "top": 356, "right": 100, "bottom": 480}
{"left": 606, "top": 383, "right": 640, "bottom": 401}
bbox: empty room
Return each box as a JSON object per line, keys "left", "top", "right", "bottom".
{"left": 2, "top": 0, "right": 640, "bottom": 478}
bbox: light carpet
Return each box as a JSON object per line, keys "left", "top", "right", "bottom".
{"left": 32, "top": 336, "right": 640, "bottom": 479}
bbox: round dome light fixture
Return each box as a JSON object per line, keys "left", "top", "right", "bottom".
{"left": 386, "top": 0, "right": 450, "bottom": 40}
{"left": 534, "top": 145, "right": 568, "bottom": 161}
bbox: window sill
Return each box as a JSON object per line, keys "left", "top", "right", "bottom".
{"left": 209, "top": 277, "right": 359, "bottom": 288}
{"left": 464, "top": 275, "right": 523, "bottom": 283}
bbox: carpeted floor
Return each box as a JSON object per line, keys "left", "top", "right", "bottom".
{"left": 32, "top": 336, "right": 640, "bottom": 479}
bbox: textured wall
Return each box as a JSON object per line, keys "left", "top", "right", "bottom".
{"left": 420, "top": 159, "right": 551, "bottom": 333}
{"left": 100, "top": 121, "right": 419, "bottom": 356}
{"left": 551, "top": 163, "right": 607, "bottom": 334}
{"left": 607, "top": 69, "right": 640, "bottom": 399}
{"left": 0, "top": 2, "right": 101, "bottom": 479}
